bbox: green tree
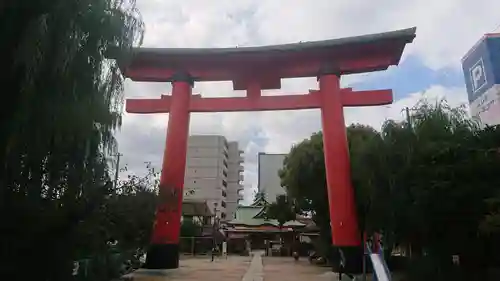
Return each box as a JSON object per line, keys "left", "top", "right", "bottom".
{"left": 279, "top": 132, "right": 332, "bottom": 257}
{"left": 0, "top": 1, "right": 143, "bottom": 280}
{"left": 265, "top": 194, "right": 296, "bottom": 229}
{"left": 180, "top": 220, "right": 203, "bottom": 237}
{"left": 280, "top": 99, "right": 500, "bottom": 278}
{"left": 102, "top": 163, "right": 159, "bottom": 253}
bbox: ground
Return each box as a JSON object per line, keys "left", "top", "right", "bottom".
{"left": 262, "top": 256, "right": 332, "bottom": 281}
{"left": 123, "top": 252, "right": 399, "bottom": 281}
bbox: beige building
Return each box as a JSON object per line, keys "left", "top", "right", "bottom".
{"left": 226, "top": 141, "right": 245, "bottom": 219}
{"left": 183, "top": 135, "right": 244, "bottom": 220}
{"left": 257, "top": 153, "right": 287, "bottom": 203}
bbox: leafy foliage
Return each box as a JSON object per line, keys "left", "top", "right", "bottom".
{"left": 279, "top": 131, "right": 332, "bottom": 250}
{"left": 265, "top": 194, "right": 296, "bottom": 227}
{"left": 180, "top": 219, "right": 203, "bottom": 237}
{"left": 0, "top": 1, "right": 143, "bottom": 280}
{"left": 280, "top": 99, "right": 500, "bottom": 277}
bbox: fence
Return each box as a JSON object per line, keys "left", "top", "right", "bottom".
{"left": 179, "top": 236, "right": 250, "bottom": 256}
{"left": 72, "top": 248, "right": 144, "bottom": 281}
{"left": 179, "top": 236, "right": 215, "bottom": 255}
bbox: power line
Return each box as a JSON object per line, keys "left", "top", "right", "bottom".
{"left": 489, "top": 20, "right": 500, "bottom": 33}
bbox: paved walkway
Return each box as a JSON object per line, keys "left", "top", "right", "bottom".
{"left": 123, "top": 253, "right": 380, "bottom": 281}
{"left": 123, "top": 255, "right": 251, "bottom": 281}
{"left": 262, "top": 257, "right": 335, "bottom": 281}
{"left": 262, "top": 257, "right": 404, "bottom": 281}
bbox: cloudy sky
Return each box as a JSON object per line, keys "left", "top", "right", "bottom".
{"left": 115, "top": 0, "right": 500, "bottom": 204}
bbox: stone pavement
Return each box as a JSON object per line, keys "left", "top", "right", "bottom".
{"left": 262, "top": 257, "right": 334, "bottom": 281}
{"left": 242, "top": 251, "right": 263, "bottom": 281}
{"left": 122, "top": 255, "right": 252, "bottom": 281}
{"left": 262, "top": 257, "right": 405, "bottom": 281}
{"left": 124, "top": 253, "right": 385, "bottom": 281}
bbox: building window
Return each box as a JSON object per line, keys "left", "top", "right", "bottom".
{"left": 222, "top": 180, "right": 227, "bottom": 187}
{"left": 223, "top": 159, "right": 228, "bottom": 167}
{"left": 222, "top": 190, "right": 227, "bottom": 197}
{"left": 203, "top": 216, "right": 210, "bottom": 225}
{"left": 221, "top": 213, "right": 226, "bottom": 219}
{"left": 221, "top": 201, "right": 226, "bottom": 208}
{"left": 223, "top": 170, "right": 227, "bottom": 177}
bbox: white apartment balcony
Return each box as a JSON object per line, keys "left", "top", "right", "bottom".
{"left": 238, "top": 165, "right": 244, "bottom": 172}
{"left": 237, "top": 193, "right": 244, "bottom": 201}
{"left": 239, "top": 174, "right": 244, "bottom": 181}
{"left": 239, "top": 149, "right": 244, "bottom": 155}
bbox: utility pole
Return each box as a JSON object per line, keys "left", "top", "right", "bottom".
{"left": 114, "top": 153, "right": 123, "bottom": 189}
{"left": 211, "top": 204, "right": 219, "bottom": 262}
{"left": 405, "top": 107, "right": 412, "bottom": 130}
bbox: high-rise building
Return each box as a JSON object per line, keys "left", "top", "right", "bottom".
{"left": 257, "top": 153, "right": 287, "bottom": 203}
{"left": 183, "top": 135, "right": 244, "bottom": 221}
{"left": 226, "top": 141, "right": 245, "bottom": 219}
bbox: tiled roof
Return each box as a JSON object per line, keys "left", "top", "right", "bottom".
{"left": 227, "top": 205, "right": 305, "bottom": 227}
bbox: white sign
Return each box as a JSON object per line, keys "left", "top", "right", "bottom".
{"left": 470, "top": 58, "right": 487, "bottom": 93}
{"left": 470, "top": 84, "right": 500, "bottom": 126}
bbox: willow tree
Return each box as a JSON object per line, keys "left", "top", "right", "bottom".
{"left": 0, "top": 1, "right": 143, "bottom": 280}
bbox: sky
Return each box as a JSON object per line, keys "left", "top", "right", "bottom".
{"left": 114, "top": 0, "right": 500, "bottom": 204}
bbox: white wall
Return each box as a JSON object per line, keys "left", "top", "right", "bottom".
{"left": 185, "top": 167, "right": 225, "bottom": 178}
{"left": 186, "top": 157, "right": 226, "bottom": 168}
{"left": 184, "top": 135, "right": 228, "bottom": 218}
{"left": 258, "top": 153, "right": 286, "bottom": 203}
{"left": 225, "top": 141, "right": 244, "bottom": 219}
{"left": 182, "top": 136, "right": 245, "bottom": 220}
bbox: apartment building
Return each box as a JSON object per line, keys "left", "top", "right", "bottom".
{"left": 183, "top": 135, "right": 244, "bottom": 221}
{"left": 226, "top": 141, "right": 245, "bottom": 219}
{"left": 257, "top": 153, "right": 287, "bottom": 203}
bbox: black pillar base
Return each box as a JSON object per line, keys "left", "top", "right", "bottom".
{"left": 331, "top": 245, "right": 364, "bottom": 275}
{"left": 144, "top": 243, "right": 179, "bottom": 269}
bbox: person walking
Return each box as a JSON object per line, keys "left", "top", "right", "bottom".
{"left": 211, "top": 244, "right": 216, "bottom": 262}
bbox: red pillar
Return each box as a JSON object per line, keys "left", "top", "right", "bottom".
{"left": 319, "top": 73, "right": 362, "bottom": 273}
{"left": 145, "top": 74, "right": 192, "bottom": 269}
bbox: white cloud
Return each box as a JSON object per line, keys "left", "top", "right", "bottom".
{"left": 137, "top": 0, "right": 500, "bottom": 70}
{"left": 115, "top": 0, "right": 490, "bottom": 203}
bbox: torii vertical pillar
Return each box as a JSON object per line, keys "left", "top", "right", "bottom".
{"left": 145, "top": 73, "right": 193, "bottom": 269}
{"left": 319, "top": 71, "right": 363, "bottom": 273}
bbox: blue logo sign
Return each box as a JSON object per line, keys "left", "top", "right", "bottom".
{"left": 469, "top": 58, "right": 487, "bottom": 93}
{"left": 462, "top": 35, "right": 500, "bottom": 103}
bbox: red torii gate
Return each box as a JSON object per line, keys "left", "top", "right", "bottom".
{"left": 109, "top": 27, "right": 415, "bottom": 273}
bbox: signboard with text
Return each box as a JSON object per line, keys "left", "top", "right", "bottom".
{"left": 462, "top": 34, "right": 500, "bottom": 126}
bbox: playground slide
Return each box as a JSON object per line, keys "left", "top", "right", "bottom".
{"left": 369, "top": 253, "right": 391, "bottom": 281}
